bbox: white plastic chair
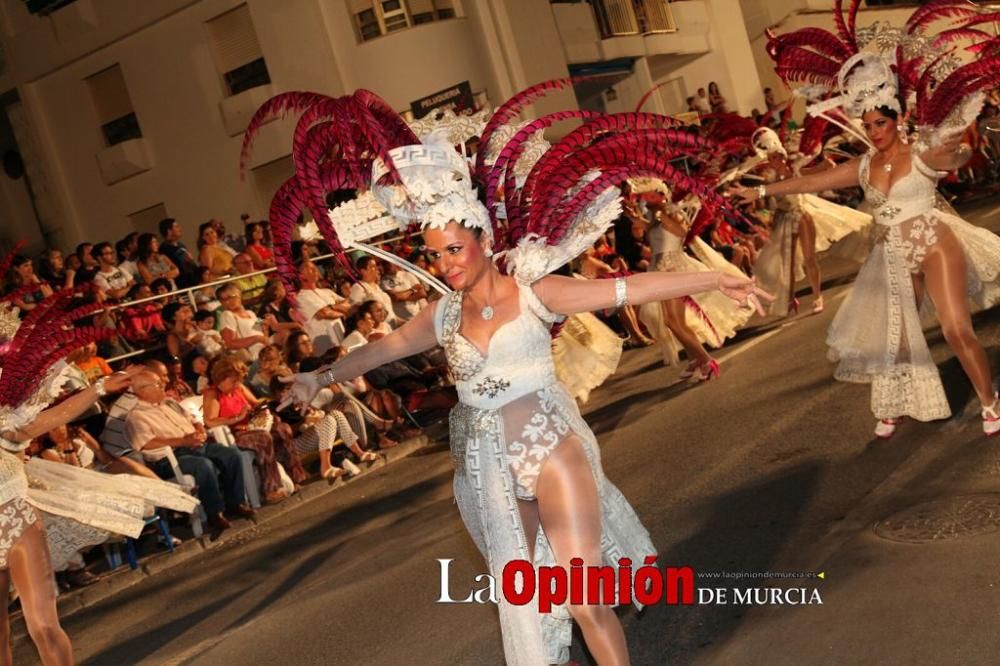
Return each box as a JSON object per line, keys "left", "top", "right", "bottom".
{"left": 149, "top": 447, "right": 204, "bottom": 539}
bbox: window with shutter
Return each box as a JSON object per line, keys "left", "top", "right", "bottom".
{"left": 409, "top": 0, "right": 434, "bottom": 24}
{"left": 349, "top": 0, "right": 458, "bottom": 42}
{"left": 85, "top": 64, "right": 142, "bottom": 146}
{"left": 434, "top": 0, "right": 455, "bottom": 19}
{"left": 206, "top": 4, "right": 271, "bottom": 96}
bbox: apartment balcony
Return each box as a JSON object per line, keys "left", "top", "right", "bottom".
{"left": 95, "top": 137, "right": 153, "bottom": 186}
{"left": 552, "top": 0, "right": 709, "bottom": 64}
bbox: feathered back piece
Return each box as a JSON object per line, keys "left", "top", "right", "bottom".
{"left": 767, "top": 0, "right": 1000, "bottom": 141}
{"left": 0, "top": 288, "right": 114, "bottom": 412}
{"left": 240, "top": 90, "right": 418, "bottom": 301}
{"left": 475, "top": 79, "right": 748, "bottom": 261}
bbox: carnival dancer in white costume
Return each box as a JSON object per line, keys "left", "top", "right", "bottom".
{"left": 735, "top": 1, "right": 1000, "bottom": 438}
{"left": 634, "top": 193, "right": 754, "bottom": 381}
{"left": 749, "top": 127, "right": 873, "bottom": 315}
{"left": 242, "top": 81, "right": 771, "bottom": 664}
{"left": 0, "top": 291, "right": 198, "bottom": 664}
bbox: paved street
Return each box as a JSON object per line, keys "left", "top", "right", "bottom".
{"left": 15, "top": 199, "right": 1000, "bottom": 665}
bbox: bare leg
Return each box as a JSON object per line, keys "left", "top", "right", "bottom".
{"left": 536, "top": 437, "right": 629, "bottom": 665}
{"left": 318, "top": 449, "right": 333, "bottom": 476}
{"left": 617, "top": 307, "right": 651, "bottom": 344}
{"left": 7, "top": 523, "right": 73, "bottom": 666}
{"left": 798, "top": 215, "right": 822, "bottom": 301}
{"left": 662, "top": 299, "right": 711, "bottom": 366}
{"left": 921, "top": 227, "right": 995, "bottom": 405}
{"left": 787, "top": 232, "right": 800, "bottom": 313}
{"left": 0, "top": 569, "right": 11, "bottom": 666}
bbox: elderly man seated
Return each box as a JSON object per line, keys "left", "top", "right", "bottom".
{"left": 126, "top": 370, "right": 254, "bottom": 534}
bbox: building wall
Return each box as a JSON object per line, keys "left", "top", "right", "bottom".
{"left": 3, "top": 0, "right": 875, "bottom": 253}
{"left": 0, "top": 0, "right": 504, "bottom": 253}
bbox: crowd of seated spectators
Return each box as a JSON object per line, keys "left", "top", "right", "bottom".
{"left": 1, "top": 214, "right": 462, "bottom": 585}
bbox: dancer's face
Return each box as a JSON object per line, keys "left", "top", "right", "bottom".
{"left": 862, "top": 109, "right": 898, "bottom": 152}
{"left": 424, "top": 222, "right": 490, "bottom": 291}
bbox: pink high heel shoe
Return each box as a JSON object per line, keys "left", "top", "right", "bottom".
{"left": 689, "top": 359, "right": 720, "bottom": 383}
{"left": 787, "top": 297, "right": 800, "bottom": 316}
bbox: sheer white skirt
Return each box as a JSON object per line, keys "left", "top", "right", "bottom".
{"left": 449, "top": 383, "right": 655, "bottom": 664}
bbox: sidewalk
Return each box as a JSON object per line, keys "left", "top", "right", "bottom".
{"left": 28, "top": 425, "right": 446, "bottom": 623}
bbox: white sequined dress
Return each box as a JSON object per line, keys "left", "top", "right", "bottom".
{"left": 827, "top": 151, "right": 1000, "bottom": 420}
{"left": 435, "top": 284, "right": 655, "bottom": 665}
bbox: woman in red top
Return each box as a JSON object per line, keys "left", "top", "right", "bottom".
{"left": 202, "top": 356, "right": 304, "bottom": 503}
{"left": 244, "top": 222, "right": 275, "bottom": 270}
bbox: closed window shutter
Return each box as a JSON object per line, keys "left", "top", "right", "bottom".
{"left": 86, "top": 65, "right": 133, "bottom": 124}
{"left": 207, "top": 4, "right": 263, "bottom": 74}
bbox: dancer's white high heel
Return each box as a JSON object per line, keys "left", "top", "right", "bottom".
{"left": 874, "top": 417, "right": 902, "bottom": 439}
{"left": 982, "top": 393, "right": 1000, "bottom": 437}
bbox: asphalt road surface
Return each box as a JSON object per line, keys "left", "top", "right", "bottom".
{"left": 15, "top": 198, "right": 1000, "bottom": 665}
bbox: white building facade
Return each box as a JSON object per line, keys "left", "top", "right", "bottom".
{"left": 0, "top": 0, "right": 895, "bottom": 254}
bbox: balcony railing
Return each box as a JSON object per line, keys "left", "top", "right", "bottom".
{"left": 589, "top": 0, "right": 676, "bottom": 38}
{"left": 635, "top": 0, "right": 676, "bottom": 33}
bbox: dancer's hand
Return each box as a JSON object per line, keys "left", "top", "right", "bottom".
{"left": 278, "top": 371, "right": 322, "bottom": 414}
{"left": 717, "top": 274, "right": 774, "bottom": 315}
{"left": 102, "top": 365, "right": 145, "bottom": 393}
{"left": 728, "top": 185, "right": 760, "bottom": 206}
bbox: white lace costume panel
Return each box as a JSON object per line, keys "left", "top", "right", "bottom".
{"left": 827, "top": 150, "right": 1000, "bottom": 420}
{"left": 0, "top": 497, "right": 37, "bottom": 568}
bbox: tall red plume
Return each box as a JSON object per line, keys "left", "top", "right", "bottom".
{"left": 475, "top": 78, "right": 579, "bottom": 178}
{"left": 240, "top": 92, "right": 331, "bottom": 178}
{"left": 0, "top": 289, "right": 115, "bottom": 408}
{"left": 907, "top": 0, "right": 979, "bottom": 34}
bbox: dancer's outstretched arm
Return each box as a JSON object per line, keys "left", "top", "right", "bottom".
{"left": 279, "top": 304, "right": 439, "bottom": 410}
{"left": 919, "top": 133, "right": 971, "bottom": 172}
{"left": 731, "top": 158, "right": 861, "bottom": 203}
{"left": 2, "top": 366, "right": 142, "bottom": 442}
{"left": 532, "top": 272, "right": 773, "bottom": 317}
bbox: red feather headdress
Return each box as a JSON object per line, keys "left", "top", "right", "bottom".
{"left": 243, "top": 80, "right": 749, "bottom": 291}
{"left": 767, "top": 0, "right": 1000, "bottom": 138}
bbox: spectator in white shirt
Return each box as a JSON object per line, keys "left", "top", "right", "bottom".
{"left": 191, "top": 309, "right": 225, "bottom": 358}
{"left": 348, "top": 256, "right": 397, "bottom": 326}
{"left": 380, "top": 261, "right": 428, "bottom": 321}
{"left": 295, "top": 260, "right": 351, "bottom": 355}
{"left": 217, "top": 283, "right": 269, "bottom": 360}
{"left": 92, "top": 241, "right": 135, "bottom": 301}
{"left": 692, "top": 87, "right": 711, "bottom": 114}
{"left": 341, "top": 309, "right": 376, "bottom": 353}
{"left": 116, "top": 234, "right": 140, "bottom": 282}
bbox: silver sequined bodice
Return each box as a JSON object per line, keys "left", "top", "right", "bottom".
{"left": 860, "top": 152, "right": 939, "bottom": 226}
{"left": 434, "top": 286, "right": 559, "bottom": 410}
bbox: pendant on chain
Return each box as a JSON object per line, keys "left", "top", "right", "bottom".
{"left": 481, "top": 306, "right": 494, "bottom": 321}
